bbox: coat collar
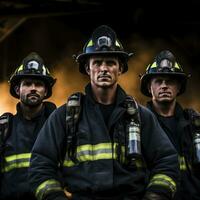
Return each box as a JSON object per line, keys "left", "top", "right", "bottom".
{"left": 85, "top": 83, "right": 127, "bottom": 106}
{"left": 146, "top": 101, "right": 190, "bottom": 127}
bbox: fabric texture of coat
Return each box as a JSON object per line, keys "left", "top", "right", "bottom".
{"left": 0, "top": 101, "right": 56, "bottom": 200}
{"left": 29, "top": 84, "right": 179, "bottom": 200}
{"left": 147, "top": 101, "right": 200, "bottom": 200}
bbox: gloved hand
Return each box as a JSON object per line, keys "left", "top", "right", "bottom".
{"left": 142, "top": 191, "right": 169, "bottom": 200}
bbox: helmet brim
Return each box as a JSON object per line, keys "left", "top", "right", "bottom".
{"left": 76, "top": 51, "right": 132, "bottom": 74}
{"left": 9, "top": 74, "right": 56, "bottom": 99}
{"left": 140, "top": 72, "right": 188, "bottom": 97}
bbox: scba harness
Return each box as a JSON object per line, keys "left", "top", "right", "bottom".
{"left": 184, "top": 108, "right": 200, "bottom": 167}
{"left": 0, "top": 113, "right": 13, "bottom": 155}
{"left": 65, "top": 92, "right": 142, "bottom": 164}
{"left": 0, "top": 112, "right": 13, "bottom": 171}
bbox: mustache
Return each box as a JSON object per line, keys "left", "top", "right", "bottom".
{"left": 158, "top": 91, "right": 171, "bottom": 95}
{"left": 98, "top": 72, "right": 111, "bottom": 79}
{"left": 27, "top": 93, "right": 40, "bottom": 98}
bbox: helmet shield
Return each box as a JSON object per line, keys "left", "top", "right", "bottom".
{"left": 140, "top": 50, "right": 189, "bottom": 97}
{"left": 76, "top": 25, "right": 133, "bottom": 74}
{"left": 9, "top": 52, "right": 56, "bottom": 99}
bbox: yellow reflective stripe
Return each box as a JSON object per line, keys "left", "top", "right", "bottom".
{"left": 174, "top": 62, "right": 180, "bottom": 69}
{"left": 5, "top": 153, "right": 31, "bottom": 162}
{"left": 64, "top": 143, "right": 117, "bottom": 167}
{"left": 64, "top": 160, "right": 74, "bottom": 167}
{"left": 79, "top": 153, "right": 113, "bottom": 162}
{"left": 87, "top": 39, "right": 93, "bottom": 47}
{"left": 150, "top": 62, "right": 157, "bottom": 68}
{"left": 63, "top": 143, "right": 144, "bottom": 169}
{"left": 2, "top": 161, "right": 30, "bottom": 173}
{"left": 17, "top": 65, "right": 23, "bottom": 72}
{"left": 179, "top": 156, "right": 188, "bottom": 171}
{"left": 115, "top": 40, "right": 120, "bottom": 47}
{"left": 148, "top": 174, "right": 176, "bottom": 194}
{"left": 42, "top": 66, "right": 47, "bottom": 75}
{"left": 77, "top": 143, "right": 112, "bottom": 152}
{"left": 35, "top": 179, "right": 62, "bottom": 200}
{"left": 77, "top": 143, "right": 115, "bottom": 161}
{"left": 2, "top": 153, "right": 31, "bottom": 173}
{"left": 46, "top": 67, "right": 50, "bottom": 74}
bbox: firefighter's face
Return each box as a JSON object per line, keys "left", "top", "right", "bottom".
{"left": 149, "top": 75, "right": 180, "bottom": 103}
{"left": 15, "top": 78, "right": 47, "bottom": 107}
{"left": 86, "top": 55, "right": 122, "bottom": 89}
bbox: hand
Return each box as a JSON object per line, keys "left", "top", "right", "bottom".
{"left": 64, "top": 188, "right": 72, "bottom": 200}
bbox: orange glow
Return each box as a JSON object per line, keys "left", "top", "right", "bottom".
{"left": 0, "top": 82, "right": 18, "bottom": 115}
{"left": 0, "top": 54, "right": 199, "bottom": 115}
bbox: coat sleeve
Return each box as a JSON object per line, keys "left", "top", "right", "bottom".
{"left": 139, "top": 105, "right": 179, "bottom": 200}
{"left": 29, "top": 105, "right": 68, "bottom": 200}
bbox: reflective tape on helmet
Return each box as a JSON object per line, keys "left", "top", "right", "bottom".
{"left": 148, "top": 174, "right": 176, "bottom": 195}
{"left": 17, "top": 65, "right": 24, "bottom": 72}
{"left": 87, "top": 39, "right": 93, "bottom": 47}
{"left": 42, "top": 66, "right": 47, "bottom": 75}
{"left": 148, "top": 61, "right": 181, "bottom": 71}
{"left": 15, "top": 62, "right": 50, "bottom": 76}
{"left": 35, "top": 179, "right": 63, "bottom": 200}
{"left": 1, "top": 153, "right": 31, "bottom": 173}
{"left": 46, "top": 67, "right": 50, "bottom": 74}
{"left": 174, "top": 62, "right": 180, "bottom": 69}
{"left": 150, "top": 62, "right": 157, "bottom": 68}
{"left": 115, "top": 40, "right": 121, "bottom": 47}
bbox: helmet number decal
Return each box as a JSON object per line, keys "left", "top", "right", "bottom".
{"left": 26, "top": 60, "right": 39, "bottom": 70}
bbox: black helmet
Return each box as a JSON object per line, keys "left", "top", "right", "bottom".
{"left": 140, "top": 50, "right": 189, "bottom": 97}
{"left": 75, "top": 25, "right": 133, "bottom": 74}
{"left": 9, "top": 52, "right": 56, "bottom": 99}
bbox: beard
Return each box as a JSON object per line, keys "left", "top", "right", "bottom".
{"left": 21, "top": 93, "right": 43, "bottom": 107}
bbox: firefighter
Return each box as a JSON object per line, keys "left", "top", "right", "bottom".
{"left": 0, "top": 52, "right": 57, "bottom": 200}
{"left": 29, "top": 25, "right": 179, "bottom": 200}
{"left": 140, "top": 50, "right": 200, "bottom": 200}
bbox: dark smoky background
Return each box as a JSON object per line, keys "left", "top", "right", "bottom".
{"left": 0, "top": 0, "right": 199, "bottom": 114}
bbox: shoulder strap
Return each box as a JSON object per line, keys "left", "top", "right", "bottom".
{"left": 184, "top": 108, "right": 200, "bottom": 128}
{"left": 125, "top": 95, "right": 141, "bottom": 123}
{"left": 65, "top": 92, "right": 83, "bottom": 162}
{"left": 66, "top": 92, "right": 83, "bottom": 124}
{"left": 0, "top": 112, "right": 13, "bottom": 154}
{"left": 184, "top": 109, "right": 200, "bottom": 167}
